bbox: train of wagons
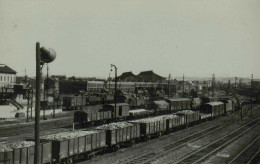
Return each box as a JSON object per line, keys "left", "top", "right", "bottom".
{"left": 0, "top": 97, "right": 238, "bottom": 164}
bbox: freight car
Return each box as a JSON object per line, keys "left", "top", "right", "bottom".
{"left": 74, "top": 103, "right": 130, "bottom": 126}
{"left": 201, "top": 101, "right": 225, "bottom": 118}
{"left": 165, "top": 98, "right": 191, "bottom": 112}
{"left": 0, "top": 102, "right": 237, "bottom": 164}
{"left": 41, "top": 130, "right": 106, "bottom": 163}
{"left": 149, "top": 100, "right": 170, "bottom": 114}
{"left": 96, "top": 122, "right": 140, "bottom": 151}
{"left": 0, "top": 140, "right": 52, "bottom": 164}
{"left": 218, "top": 98, "right": 233, "bottom": 114}
{"left": 129, "top": 116, "right": 167, "bottom": 140}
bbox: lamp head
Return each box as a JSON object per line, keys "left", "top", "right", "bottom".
{"left": 40, "top": 47, "right": 56, "bottom": 63}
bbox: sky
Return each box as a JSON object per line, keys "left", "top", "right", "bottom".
{"left": 0, "top": 0, "right": 260, "bottom": 79}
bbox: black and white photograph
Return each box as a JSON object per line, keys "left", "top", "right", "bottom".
{"left": 0, "top": 0, "right": 260, "bottom": 163}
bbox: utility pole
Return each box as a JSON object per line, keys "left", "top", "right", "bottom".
{"left": 212, "top": 74, "right": 215, "bottom": 97}
{"left": 53, "top": 91, "right": 55, "bottom": 118}
{"left": 27, "top": 89, "right": 29, "bottom": 122}
{"left": 30, "top": 89, "right": 33, "bottom": 121}
{"left": 235, "top": 77, "right": 237, "bottom": 96}
{"left": 109, "top": 73, "right": 111, "bottom": 92}
{"left": 168, "top": 74, "right": 171, "bottom": 99}
{"left": 251, "top": 74, "right": 253, "bottom": 116}
{"left": 34, "top": 43, "right": 56, "bottom": 164}
{"left": 35, "top": 42, "right": 41, "bottom": 164}
{"left": 183, "top": 74, "right": 184, "bottom": 97}
{"left": 111, "top": 64, "right": 117, "bottom": 118}
{"left": 135, "top": 83, "right": 137, "bottom": 108}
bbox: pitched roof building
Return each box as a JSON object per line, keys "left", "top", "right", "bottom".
{"left": 118, "top": 72, "right": 137, "bottom": 82}
{"left": 137, "top": 70, "right": 165, "bottom": 82}
{"left": 0, "top": 64, "right": 17, "bottom": 89}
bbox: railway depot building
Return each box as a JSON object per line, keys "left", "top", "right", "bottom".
{"left": 0, "top": 64, "right": 16, "bottom": 89}
{"left": 118, "top": 70, "right": 165, "bottom": 83}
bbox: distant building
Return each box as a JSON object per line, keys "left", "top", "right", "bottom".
{"left": 44, "top": 77, "right": 59, "bottom": 94}
{"left": 137, "top": 70, "right": 165, "bottom": 83}
{"left": 0, "top": 64, "right": 16, "bottom": 89}
{"left": 51, "top": 75, "right": 67, "bottom": 81}
{"left": 252, "top": 80, "right": 260, "bottom": 91}
{"left": 118, "top": 72, "right": 137, "bottom": 82}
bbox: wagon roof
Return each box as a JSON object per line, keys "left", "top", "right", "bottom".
{"left": 206, "top": 101, "right": 224, "bottom": 106}
{"left": 106, "top": 103, "right": 129, "bottom": 106}
{"left": 166, "top": 98, "right": 191, "bottom": 102}
{"left": 129, "top": 109, "right": 148, "bottom": 113}
{"left": 153, "top": 100, "right": 168, "bottom": 104}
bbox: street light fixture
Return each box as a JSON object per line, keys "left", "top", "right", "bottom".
{"left": 110, "top": 64, "right": 117, "bottom": 118}
{"left": 35, "top": 42, "right": 56, "bottom": 164}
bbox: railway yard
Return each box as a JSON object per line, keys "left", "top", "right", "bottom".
{"left": 84, "top": 105, "right": 260, "bottom": 164}
{"left": 0, "top": 102, "right": 259, "bottom": 164}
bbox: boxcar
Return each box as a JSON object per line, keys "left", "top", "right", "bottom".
{"left": 150, "top": 100, "right": 170, "bottom": 114}
{"left": 165, "top": 98, "right": 191, "bottom": 112}
{"left": 218, "top": 99, "right": 233, "bottom": 114}
{"left": 102, "top": 103, "right": 130, "bottom": 118}
{"left": 74, "top": 110, "right": 112, "bottom": 126}
{"left": 202, "top": 102, "right": 225, "bottom": 118}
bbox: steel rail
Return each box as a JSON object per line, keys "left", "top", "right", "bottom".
{"left": 172, "top": 119, "right": 259, "bottom": 164}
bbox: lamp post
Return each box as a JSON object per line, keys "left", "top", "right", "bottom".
{"left": 110, "top": 64, "right": 117, "bottom": 118}
{"left": 35, "top": 42, "right": 56, "bottom": 164}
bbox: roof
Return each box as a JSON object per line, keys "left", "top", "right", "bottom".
{"left": 137, "top": 70, "right": 165, "bottom": 82}
{"left": 106, "top": 103, "right": 129, "bottom": 106}
{"left": 0, "top": 64, "right": 16, "bottom": 74}
{"left": 206, "top": 101, "right": 224, "bottom": 106}
{"left": 166, "top": 98, "right": 191, "bottom": 102}
{"left": 153, "top": 100, "right": 169, "bottom": 105}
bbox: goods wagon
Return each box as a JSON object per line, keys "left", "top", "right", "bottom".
{"left": 74, "top": 110, "right": 112, "bottom": 126}
{"left": 201, "top": 96, "right": 219, "bottom": 105}
{"left": 41, "top": 130, "right": 106, "bottom": 163}
{"left": 95, "top": 122, "right": 140, "bottom": 151}
{"left": 202, "top": 102, "right": 225, "bottom": 118}
{"left": 160, "top": 114, "right": 185, "bottom": 132}
{"left": 128, "top": 109, "right": 154, "bottom": 118}
{"left": 149, "top": 100, "right": 170, "bottom": 114}
{"left": 165, "top": 98, "right": 191, "bottom": 112}
{"left": 62, "top": 95, "right": 84, "bottom": 110}
{"left": 176, "top": 110, "right": 200, "bottom": 125}
{"left": 199, "top": 113, "right": 212, "bottom": 122}
{"left": 218, "top": 99, "right": 233, "bottom": 114}
{"left": 87, "top": 93, "right": 104, "bottom": 105}
{"left": 129, "top": 116, "right": 167, "bottom": 140}
{"left": 0, "top": 141, "right": 52, "bottom": 164}
{"left": 102, "top": 103, "right": 130, "bottom": 118}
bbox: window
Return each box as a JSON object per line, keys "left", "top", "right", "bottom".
{"left": 0, "top": 76, "right": 2, "bottom": 81}
{"left": 4, "top": 76, "right": 6, "bottom": 81}
{"left": 10, "top": 77, "right": 12, "bottom": 82}
{"left": 8, "top": 77, "right": 9, "bottom": 81}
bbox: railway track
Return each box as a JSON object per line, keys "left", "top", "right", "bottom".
{"left": 172, "top": 119, "right": 259, "bottom": 164}
{"left": 114, "top": 115, "right": 245, "bottom": 164}
{"left": 227, "top": 135, "right": 260, "bottom": 164}
{"left": 0, "top": 116, "right": 73, "bottom": 142}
